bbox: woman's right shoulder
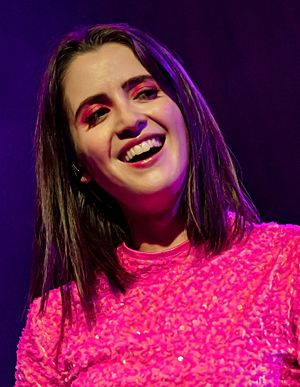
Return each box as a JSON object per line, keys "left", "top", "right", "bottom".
{"left": 21, "top": 286, "right": 66, "bottom": 344}
{"left": 23, "top": 280, "right": 85, "bottom": 342}
{"left": 24, "top": 272, "right": 110, "bottom": 331}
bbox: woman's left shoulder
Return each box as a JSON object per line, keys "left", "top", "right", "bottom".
{"left": 252, "top": 220, "right": 300, "bottom": 240}
{"left": 249, "top": 220, "right": 300, "bottom": 257}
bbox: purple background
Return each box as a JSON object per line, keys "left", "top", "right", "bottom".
{"left": 1, "top": 1, "right": 299, "bottom": 384}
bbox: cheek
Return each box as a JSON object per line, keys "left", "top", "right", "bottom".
{"left": 170, "top": 110, "right": 189, "bottom": 150}
{"left": 162, "top": 102, "right": 187, "bottom": 136}
{"left": 77, "top": 131, "right": 108, "bottom": 161}
{"left": 74, "top": 136, "right": 110, "bottom": 182}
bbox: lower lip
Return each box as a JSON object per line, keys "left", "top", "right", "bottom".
{"left": 125, "top": 146, "right": 164, "bottom": 169}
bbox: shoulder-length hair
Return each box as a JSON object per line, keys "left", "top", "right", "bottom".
{"left": 31, "top": 23, "right": 259, "bottom": 319}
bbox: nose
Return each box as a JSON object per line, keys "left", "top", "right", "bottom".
{"left": 115, "top": 104, "right": 147, "bottom": 139}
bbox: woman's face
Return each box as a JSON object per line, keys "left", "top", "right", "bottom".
{"left": 63, "top": 43, "right": 189, "bottom": 214}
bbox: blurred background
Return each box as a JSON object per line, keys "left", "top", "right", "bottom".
{"left": 1, "top": 0, "right": 299, "bottom": 385}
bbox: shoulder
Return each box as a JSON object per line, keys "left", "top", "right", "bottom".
{"left": 19, "top": 281, "right": 84, "bottom": 348}
{"left": 233, "top": 221, "right": 299, "bottom": 281}
{"left": 228, "top": 220, "right": 300, "bottom": 270}
{"left": 19, "top": 287, "right": 65, "bottom": 351}
{"left": 248, "top": 221, "right": 300, "bottom": 250}
{"left": 252, "top": 220, "right": 300, "bottom": 235}
{"left": 20, "top": 274, "right": 109, "bottom": 340}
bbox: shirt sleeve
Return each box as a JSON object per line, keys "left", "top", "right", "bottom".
{"left": 15, "top": 298, "right": 62, "bottom": 386}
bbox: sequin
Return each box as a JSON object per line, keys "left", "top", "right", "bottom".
{"left": 15, "top": 222, "right": 300, "bottom": 385}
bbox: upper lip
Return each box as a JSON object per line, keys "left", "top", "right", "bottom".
{"left": 117, "top": 133, "right": 165, "bottom": 161}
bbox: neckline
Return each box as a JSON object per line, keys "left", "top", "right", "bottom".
{"left": 120, "top": 238, "right": 190, "bottom": 257}
{"left": 117, "top": 239, "right": 195, "bottom": 274}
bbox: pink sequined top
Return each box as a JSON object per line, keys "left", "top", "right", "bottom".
{"left": 15, "top": 222, "right": 300, "bottom": 386}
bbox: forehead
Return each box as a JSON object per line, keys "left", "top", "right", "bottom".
{"left": 63, "top": 43, "right": 150, "bottom": 112}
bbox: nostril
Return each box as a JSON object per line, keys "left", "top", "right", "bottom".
{"left": 137, "top": 119, "right": 147, "bottom": 131}
{"left": 118, "top": 119, "right": 147, "bottom": 140}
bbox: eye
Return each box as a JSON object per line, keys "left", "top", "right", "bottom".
{"left": 85, "top": 107, "right": 110, "bottom": 128}
{"left": 134, "top": 87, "right": 159, "bottom": 101}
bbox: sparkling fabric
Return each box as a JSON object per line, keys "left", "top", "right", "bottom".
{"left": 15, "top": 222, "right": 300, "bottom": 386}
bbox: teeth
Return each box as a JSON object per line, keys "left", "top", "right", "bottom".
{"left": 141, "top": 142, "right": 150, "bottom": 152}
{"left": 123, "top": 137, "right": 163, "bottom": 162}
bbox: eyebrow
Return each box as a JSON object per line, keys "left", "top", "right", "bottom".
{"left": 74, "top": 74, "right": 155, "bottom": 122}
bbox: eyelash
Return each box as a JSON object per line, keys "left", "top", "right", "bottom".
{"left": 133, "top": 87, "right": 159, "bottom": 101}
{"left": 84, "top": 87, "right": 160, "bottom": 128}
{"left": 85, "top": 107, "right": 110, "bottom": 127}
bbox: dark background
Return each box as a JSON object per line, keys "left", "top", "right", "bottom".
{"left": 1, "top": 1, "right": 299, "bottom": 385}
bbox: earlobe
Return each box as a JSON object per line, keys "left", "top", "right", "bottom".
{"left": 72, "top": 163, "right": 92, "bottom": 183}
{"left": 80, "top": 174, "right": 92, "bottom": 184}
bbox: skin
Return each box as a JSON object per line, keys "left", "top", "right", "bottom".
{"left": 63, "top": 43, "right": 189, "bottom": 251}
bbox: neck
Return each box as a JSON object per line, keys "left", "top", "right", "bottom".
{"left": 124, "top": 208, "right": 187, "bottom": 252}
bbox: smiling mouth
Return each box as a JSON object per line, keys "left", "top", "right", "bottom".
{"left": 119, "top": 136, "right": 165, "bottom": 163}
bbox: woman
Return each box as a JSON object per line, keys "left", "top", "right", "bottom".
{"left": 15, "top": 24, "right": 299, "bottom": 385}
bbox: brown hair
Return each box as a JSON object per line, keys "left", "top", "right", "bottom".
{"left": 31, "top": 23, "right": 259, "bottom": 321}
